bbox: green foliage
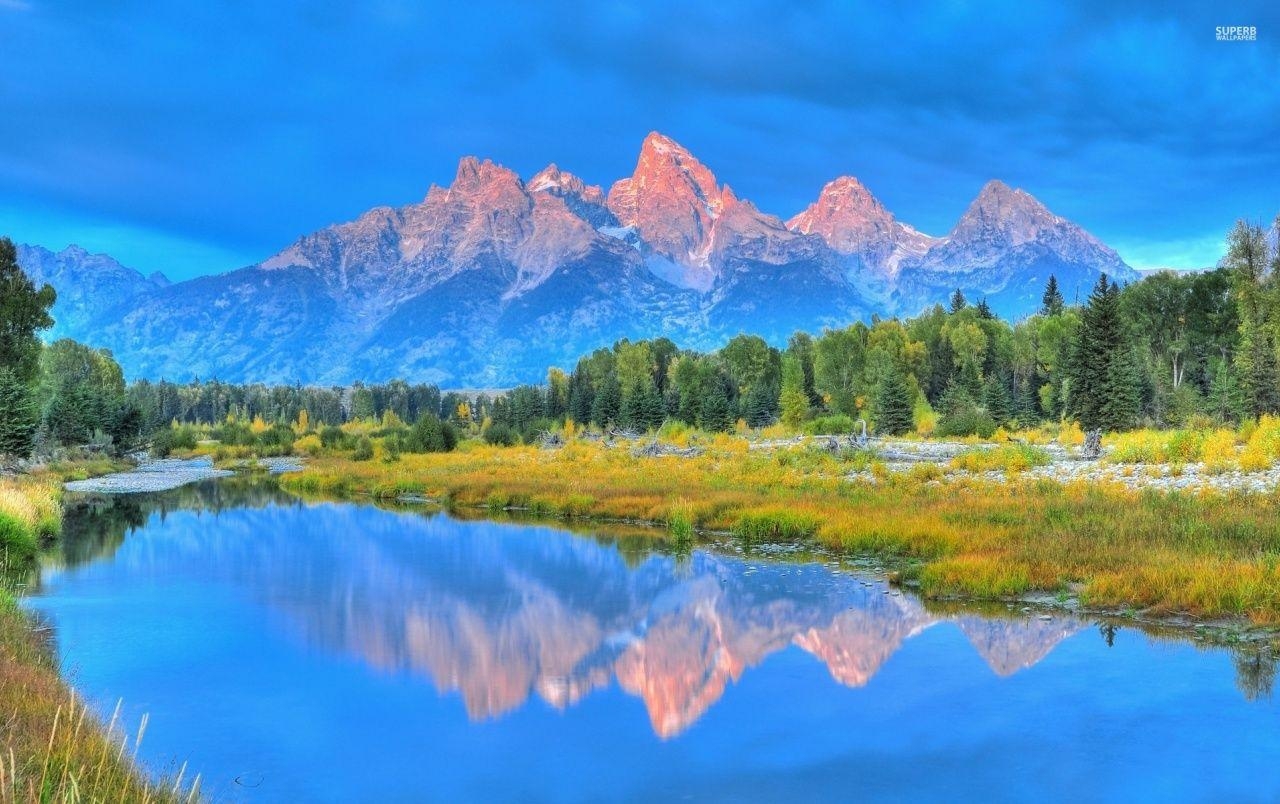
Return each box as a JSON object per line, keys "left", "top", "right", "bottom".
{"left": 0, "top": 238, "right": 56, "bottom": 385}
{"left": 406, "top": 414, "right": 458, "bottom": 453}
{"left": 351, "top": 436, "right": 374, "bottom": 461}
{"left": 698, "top": 380, "right": 734, "bottom": 432}
{"left": 0, "top": 368, "right": 38, "bottom": 458}
{"left": 802, "top": 414, "right": 859, "bottom": 435}
{"left": 483, "top": 422, "right": 518, "bottom": 446}
{"left": 874, "top": 366, "right": 914, "bottom": 436}
{"left": 778, "top": 353, "right": 809, "bottom": 428}
{"left": 1041, "top": 274, "right": 1065, "bottom": 316}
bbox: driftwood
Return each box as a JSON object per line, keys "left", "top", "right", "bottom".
{"left": 609, "top": 427, "right": 642, "bottom": 441}
{"left": 536, "top": 431, "right": 564, "bottom": 449}
{"left": 1081, "top": 429, "right": 1103, "bottom": 460}
{"left": 632, "top": 438, "right": 705, "bottom": 458}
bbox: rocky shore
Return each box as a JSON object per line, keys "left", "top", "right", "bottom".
{"left": 65, "top": 456, "right": 303, "bottom": 494}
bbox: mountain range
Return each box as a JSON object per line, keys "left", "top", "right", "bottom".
{"left": 17, "top": 132, "right": 1137, "bottom": 386}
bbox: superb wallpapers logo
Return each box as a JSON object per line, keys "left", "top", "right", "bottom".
{"left": 1216, "top": 25, "right": 1257, "bottom": 41}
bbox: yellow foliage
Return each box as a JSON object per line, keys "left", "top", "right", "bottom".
{"left": 250, "top": 415, "right": 269, "bottom": 434}
{"left": 1057, "top": 420, "right": 1085, "bottom": 446}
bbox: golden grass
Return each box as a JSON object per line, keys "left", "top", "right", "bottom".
{"left": 0, "top": 601, "right": 196, "bottom": 803}
{"left": 286, "top": 439, "right": 1280, "bottom": 622}
{"left": 0, "top": 472, "right": 191, "bottom": 802}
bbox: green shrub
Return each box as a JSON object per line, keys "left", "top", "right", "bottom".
{"left": 803, "top": 415, "right": 859, "bottom": 435}
{"left": 351, "top": 436, "right": 374, "bottom": 461}
{"left": 406, "top": 415, "right": 458, "bottom": 453}
{"left": 484, "top": 422, "right": 518, "bottom": 446}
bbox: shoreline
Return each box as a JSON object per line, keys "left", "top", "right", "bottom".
{"left": 281, "top": 438, "right": 1280, "bottom": 626}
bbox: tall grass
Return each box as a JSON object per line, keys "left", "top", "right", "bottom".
{"left": 285, "top": 439, "right": 1280, "bottom": 621}
{"left": 0, "top": 475, "right": 191, "bottom": 802}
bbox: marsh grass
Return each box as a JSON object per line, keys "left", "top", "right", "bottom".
{"left": 0, "top": 474, "right": 192, "bottom": 802}
{"left": 286, "top": 439, "right": 1280, "bottom": 621}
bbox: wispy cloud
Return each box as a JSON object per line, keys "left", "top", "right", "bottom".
{"left": 0, "top": 0, "right": 32, "bottom": 12}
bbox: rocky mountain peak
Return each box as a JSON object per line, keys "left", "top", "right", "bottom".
{"left": 787, "top": 176, "right": 937, "bottom": 279}
{"left": 787, "top": 176, "right": 896, "bottom": 250}
{"left": 607, "top": 132, "right": 728, "bottom": 267}
{"left": 950, "top": 179, "right": 1064, "bottom": 247}
{"left": 528, "top": 164, "right": 615, "bottom": 228}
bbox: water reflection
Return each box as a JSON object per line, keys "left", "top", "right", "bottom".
{"left": 45, "top": 482, "right": 1108, "bottom": 738}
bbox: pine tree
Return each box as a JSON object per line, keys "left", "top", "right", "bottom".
{"left": 1207, "top": 363, "right": 1244, "bottom": 422}
{"left": 976, "top": 297, "right": 995, "bottom": 320}
{"left": 1068, "top": 274, "right": 1133, "bottom": 431}
{"left": 567, "top": 370, "right": 593, "bottom": 425}
{"left": 949, "top": 289, "right": 968, "bottom": 313}
{"left": 620, "top": 379, "right": 663, "bottom": 431}
{"left": 874, "top": 367, "right": 914, "bottom": 436}
{"left": 743, "top": 384, "right": 774, "bottom": 428}
{"left": 1099, "top": 347, "right": 1142, "bottom": 431}
{"left": 778, "top": 354, "right": 809, "bottom": 428}
{"left": 0, "top": 368, "right": 38, "bottom": 458}
{"left": 698, "top": 382, "right": 733, "bottom": 432}
{"left": 1041, "top": 275, "right": 1065, "bottom": 316}
{"left": 982, "top": 376, "right": 1013, "bottom": 427}
{"left": 590, "top": 375, "right": 621, "bottom": 427}
{"left": 1239, "top": 329, "right": 1280, "bottom": 418}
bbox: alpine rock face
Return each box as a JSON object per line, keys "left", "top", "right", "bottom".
{"left": 15, "top": 244, "right": 169, "bottom": 340}
{"left": 17, "top": 133, "right": 1136, "bottom": 385}
{"left": 894, "top": 179, "right": 1135, "bottom": 315}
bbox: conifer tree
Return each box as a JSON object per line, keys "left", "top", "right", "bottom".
{"left": 590, "top": 374, "right": 621, "bottom": 427}
{"left": 1099, "top": 347, "right": 1142, "bottom": 431}
{"left": 743, "top": 383, "right": 774, "bottom": 428}
{"left": 698, "top": 382, "right": 733, "bottom": 432}
{"left": 1069, "top": 274, "right": 1136, "bottom": 431}
{"left": 874, "top": 366, "right": 914, "bottom": 436}
{"left": 982, "top": 375, "right": 1013, "bottom": 427}
{"left": 1041, "top": 275, "right": 1065, "bottom": 316}
{"left": 976, "top": 298, "right": 995, "bottom": 320}
{"left": 0, "top": 368, "right": 38, "bottom": 458}
{"left": 949, "top": 289, "right": 968, "bottom": 313}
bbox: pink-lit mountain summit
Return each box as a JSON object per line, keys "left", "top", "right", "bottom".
{"left": 19, "top": 132, "right": 1135, "bottom": 385}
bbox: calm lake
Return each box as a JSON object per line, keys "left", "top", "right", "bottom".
{"left": 22, "top": 479, "right": 1280, "bottom": 802}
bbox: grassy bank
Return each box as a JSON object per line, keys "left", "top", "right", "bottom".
{"left": 284, "top": 437, "right": 1280, "bottom": 624}
{"left": 0, "top": 474, "right": 191, "bottom": 802}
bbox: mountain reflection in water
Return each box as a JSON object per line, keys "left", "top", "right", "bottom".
{"left": 44, "top": 480, "right": 1085, "bottom": 739}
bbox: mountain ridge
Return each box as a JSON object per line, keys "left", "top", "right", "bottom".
{"left": 15, "top": 132, "right": 1137, "bottom": 385}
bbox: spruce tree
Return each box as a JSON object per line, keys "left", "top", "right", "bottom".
{"left": 874, "top": 367, "right": 914, "bottom": 436}
{"left": 949, "top": 289, "right": 968, "bottom": 313}
{"left": 590, "top": 375, "right": 621, "bottom": 427}
{"left": 982, "top": 375, "right": 1013, "bottom": 427}
{"left": 1099, "top": 347, "right": 1142, "bottom": 431}
{"left": 976, "top": 297, "right": 995, "bottom": 320}
{"left": 620, "top": 379, "right": 663, "bottom": 431}
{"left": 0, "top": 368, "right": 38, "bottom": 458}
{"left": 743, "top": 384, "right": 774, "bottom": 428}
{"left": 567, "top": 370, "right": 593, "bottom": 425}
{"left": 698, "top": 382, "right": 733, "bottom": 432}
{"left": 1069, "top": 274, "right": 1134, "bottom": 431}
{"left": 1041, "top": 275, "right": 1065, "bottom": 316}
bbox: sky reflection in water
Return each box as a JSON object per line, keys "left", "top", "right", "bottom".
{"left": 24, "top": 481, "right": 1280, "bottom": 802}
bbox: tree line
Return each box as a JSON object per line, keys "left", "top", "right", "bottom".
{"left": 0, "top": 217, "right": 1277, "bottom": 458}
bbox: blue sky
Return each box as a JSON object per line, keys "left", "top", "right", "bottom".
{"left": 1, "top": 0, "right": 1277, "bottom": 280}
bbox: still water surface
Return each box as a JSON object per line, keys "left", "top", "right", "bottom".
{"left": 23, "top": 480, "right": 1280, "bottom": 802}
